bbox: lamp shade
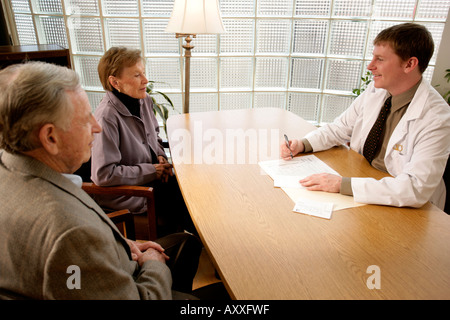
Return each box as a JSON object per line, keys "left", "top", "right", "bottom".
{"left": 166, "top": 0, "right": 225, "bottom": 34}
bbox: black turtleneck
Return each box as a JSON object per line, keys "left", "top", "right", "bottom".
{"left": 112, "top": 89, "right": 141, "bottom": 118}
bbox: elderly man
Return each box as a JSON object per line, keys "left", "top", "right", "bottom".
{"left": 282, "top": 23, "right": 450, "bottom": 210}
{"left": 0, "top": 62, "right": 201, "bottom": 299}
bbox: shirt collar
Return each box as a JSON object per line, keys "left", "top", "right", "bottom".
{"left": 62, "top": 173, "right": 83, "bottom": 188}
{"left": 391, "top": 78, "right": 422, "bottom": 112}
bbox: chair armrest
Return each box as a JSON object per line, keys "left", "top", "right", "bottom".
{"left": 82, "top": 182, "right": 154, "bottom": 198}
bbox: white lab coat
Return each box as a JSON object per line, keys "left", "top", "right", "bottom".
{"left": 305, "top": 79, "right": 450, "bottom": 209}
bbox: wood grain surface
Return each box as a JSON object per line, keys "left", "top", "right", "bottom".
{"left": 168, "top": 108, "right": 450, "bottom": 299}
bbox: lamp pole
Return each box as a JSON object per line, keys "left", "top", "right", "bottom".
{"left": 176, "top": 33, "right": 195, "bottom": 114}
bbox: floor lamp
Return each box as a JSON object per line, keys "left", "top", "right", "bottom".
{"left": 166, "top": 0, "right": 225, "bottom": 114}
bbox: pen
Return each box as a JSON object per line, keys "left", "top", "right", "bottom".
{"left": 284, "top": 134, "right": 293, "bottom": 159}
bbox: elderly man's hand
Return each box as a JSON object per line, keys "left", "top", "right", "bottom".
{"left": 127, "top": 239, "right": 169, "bottom": 265}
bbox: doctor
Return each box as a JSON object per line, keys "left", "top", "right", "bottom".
{"left": 281, "top": 23, "right": 450, "bottom": 209}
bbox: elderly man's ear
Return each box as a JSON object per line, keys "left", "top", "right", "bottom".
{"left": 38, "top": 123, "right": 60, "bottom": 156}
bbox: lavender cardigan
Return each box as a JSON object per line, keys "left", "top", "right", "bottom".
{"left": 91, "top": 91, "right": 166, "bottom": 214}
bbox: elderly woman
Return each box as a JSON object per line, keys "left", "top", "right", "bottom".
{"left": 91, "top": 47, "right": 193, "bottom": 236}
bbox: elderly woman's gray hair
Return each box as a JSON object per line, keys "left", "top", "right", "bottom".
{"left": 0, "top": 61, "right": 80, "bottom": 154}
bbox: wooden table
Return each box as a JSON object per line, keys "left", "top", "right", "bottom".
{"left": 167, "top": 108, "right": 450, "bottom": 300}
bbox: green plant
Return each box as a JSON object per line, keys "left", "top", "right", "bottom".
{"left": 146, "top": 81, "right": 176, "bottom": 135}
{"left": 352, "top": 71, "right": 373, "bottom": 97}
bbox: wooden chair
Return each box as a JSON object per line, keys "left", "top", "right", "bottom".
{"left": 106, "top": 209, "right": 136, "bottom": 240}
{"left": 75, "top": 160, "right": 157, "bottom": 240}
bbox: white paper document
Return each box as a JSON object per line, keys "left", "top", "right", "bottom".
{"left": 293, "top": 198, "right": 334, "bottom": 219}
{"left": 258, "top": 155, "right": 365, "bottom": 213}
{"left": 258, "top": 155, "right": 340, "bottom": 188}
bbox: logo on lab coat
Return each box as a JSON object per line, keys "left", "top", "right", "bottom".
{"left": 393, "top": 144, "right": 403, "bottom": 152}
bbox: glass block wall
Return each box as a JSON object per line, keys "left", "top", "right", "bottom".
{"left": 6, "top": 0, "right": 450, "bottom": 125}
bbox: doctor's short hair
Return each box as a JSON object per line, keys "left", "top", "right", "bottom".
{"left": 98, "top": 47, "right": 143, "bottom": 91}
{"left": 374, "top": 23, "right": 434, "bottom": 74}
{"left": 0, "top": 61, "right": 79, "bottom": 154}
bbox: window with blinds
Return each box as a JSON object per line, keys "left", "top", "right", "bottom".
{"left": 6, "top": 0, "right": 450, "bottom": 124}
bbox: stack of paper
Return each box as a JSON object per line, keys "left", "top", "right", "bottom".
{"left": 258, "top": 155, "right": 364, "bottom": 219}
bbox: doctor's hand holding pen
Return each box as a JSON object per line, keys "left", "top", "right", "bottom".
{"left": 280, "top": 135, "right": 342, "bottom": 193}
{"left": 280, "top": 135, "right": 304, "bottom": 160}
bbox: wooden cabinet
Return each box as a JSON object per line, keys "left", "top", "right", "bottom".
{"left": 0, "top": 44, "right": 71, "bottom": 69}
